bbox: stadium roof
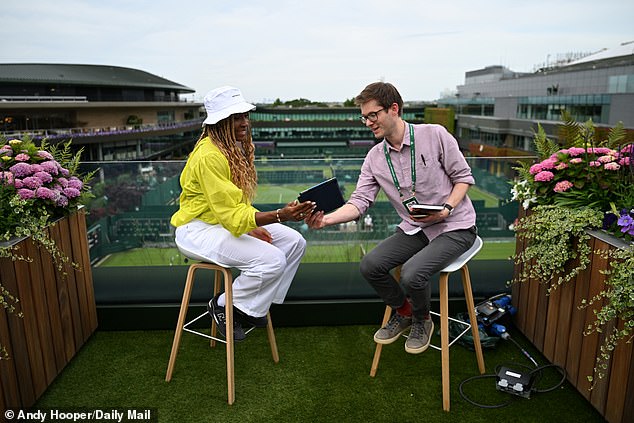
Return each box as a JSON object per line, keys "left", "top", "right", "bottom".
{"left": 0, "top": 63, "right": 194, "bottom": 93}
{"left": 565, "top": 41, "right": 634, "bottom": 66}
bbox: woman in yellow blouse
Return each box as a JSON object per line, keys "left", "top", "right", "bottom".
{"left": 171, "top": 86, "right": 314, "bottom": 341}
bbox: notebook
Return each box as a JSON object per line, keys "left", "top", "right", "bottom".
{"left": 298, "top": 177, "right": 345, "bottom": 213}
{"left": 409, "top": 204, "right": 444, "bottom": 218}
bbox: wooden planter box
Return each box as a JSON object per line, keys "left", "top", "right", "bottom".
{"left": 512, "top": 225, "right": 633, "bottom": 423}
{"left": 0, "top": 211, "right": 98, "bottom": 410}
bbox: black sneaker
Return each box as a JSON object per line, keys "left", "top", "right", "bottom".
{"left": 207, "top": 295, "right": 246, "bottom": 342}
{"left": 235, "top": 307, "right": 268, "bottom": 328}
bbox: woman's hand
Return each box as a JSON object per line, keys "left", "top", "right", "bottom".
{"left": 280, "top": 200, "right": 315, "bottom": 221}
{"left": 248, "top": 227, "right": 272, "bottom": 243}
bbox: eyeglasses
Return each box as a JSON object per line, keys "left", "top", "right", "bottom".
{"left": 359, "top": 108, "right": 386, "bottom": 124}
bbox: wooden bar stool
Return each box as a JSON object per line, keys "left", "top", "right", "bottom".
{"left": 165, "top": 248, "right": 279, "bottom": 405}
{"left": 370, "top": 236, "right": 486, "bottom": 411}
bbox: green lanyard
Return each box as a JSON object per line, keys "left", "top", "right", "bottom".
{"left": 383, "top": 124, "right": 416, "bottom": 198}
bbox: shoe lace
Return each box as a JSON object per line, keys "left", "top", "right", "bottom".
{"left": 409, "top": 321, "right": 425, "bottom": 338}
{"left": 386, "top": 313, "right": 406, "bottom": 330}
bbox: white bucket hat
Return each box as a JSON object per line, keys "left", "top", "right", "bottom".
{"left": 202, "top": 86, "right": 256, "bottom": 126}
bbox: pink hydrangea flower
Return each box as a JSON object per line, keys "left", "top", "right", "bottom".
{"left": 569, "top": 158, "right": 583, "bottom": 164}
{"left": 589, "top": 161, "right": 602, "bottom": 167}
{"left": 604, "top": 162, "right": 620, "bottom": 171}
{"left": 555, "top": 162, "right": 569, "bottom": 170}
{"left": 619, "top": 157, "right": 631, "bottom": 166}
{"left": 14, "top": 153, "right": 30, "bottom": 162}
{"left": 67, "top": 177, "right": 83, "bottom": 190}
{"left": 538, "top": 158, "right": 558, "bottom": 170}
{"left": 529, "top": 164, "right": 542, "bottom": 175}
{"left": 598, "top": 155, "right": 615, "bottom": 164}
{"left": 554, "top": 180, "right": 574, "bottom": 192}
{"left": 17, "top": 188, "right": 35, "bottom": 199}
{"left": 534, "top": 171, "right": 554, "bottom": 182}
{"left": 567, "top": 147, "right": 586, "bottom": 156}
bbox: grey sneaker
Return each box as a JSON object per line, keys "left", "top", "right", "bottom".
{"left": 374, "top": 312, "right": 412, "bottom": 344}
{"left": 405, "top": 317, "right": 434, "bottom": 354}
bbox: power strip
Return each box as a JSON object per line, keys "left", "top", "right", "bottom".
{"left": 496, "top": 366, "right": 535, "bottom": 399}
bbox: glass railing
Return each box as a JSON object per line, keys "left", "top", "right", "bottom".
{"left": 80, "top": 156, "right": 525, "bottom": 305}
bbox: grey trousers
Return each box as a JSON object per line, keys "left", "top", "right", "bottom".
{"left": 359, "top": 226, "right": 477, "bottom": 320}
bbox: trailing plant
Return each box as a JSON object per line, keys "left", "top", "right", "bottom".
{"left": 581, "top": 245, "right": 634, "bottom": 384}
{"left": 510, "top": 205, "right": 604, "bottom": 291}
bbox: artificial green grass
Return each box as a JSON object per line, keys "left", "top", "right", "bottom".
{"left": 36, "top": 326, "right": 603, "bottom": 422}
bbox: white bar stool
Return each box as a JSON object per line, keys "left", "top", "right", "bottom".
{"left": 165, "top": 247, "right": 279, "bottom": 405}
{"left": 370, "top": 236, "right": 486, "bottom": 411}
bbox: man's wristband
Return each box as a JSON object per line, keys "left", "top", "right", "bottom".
{"left": 276, "top": 209, "right": 282, "bottom": 223}
{"left": 443, "top": 203, "right": 454, "bottom": 215}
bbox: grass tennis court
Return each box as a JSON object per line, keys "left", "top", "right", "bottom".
{"left": 97, "top": 238, "right": 515, "bottom": 267}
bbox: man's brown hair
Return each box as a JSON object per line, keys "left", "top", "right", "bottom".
{"left": 355, "top": 82, "right": 403, "bottom": 116}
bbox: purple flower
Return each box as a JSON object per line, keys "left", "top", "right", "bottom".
{"left": 0, "top": 171, "right": 13, "bottom": 185}
{"left": 35, "top": 187, "right": 58, "bottom": 201}
{"left": 534, "top": 171, "right": 554, "bottom": 182}
{"left": 57, "top": 177, "right": 69, "bottom": 187}
{"left": 14, "top": 153, "right": 30, "bottom": 162}
{"left": 63, "top": 187, "right": 81, "bottom": 198}
{"left": 37, "top": 150, "right": 54, "bottom": 160}
{"left": 67, "top": 177, "right": 83, "bottom": 190}
{"left": 56, "top": 195, "right": 69, "bottom": 207}
{"left": 22, "top": 176, "right": 43, "bottom": 189}
{"left": 59, "top": 167, "right": 70, "bottom": 177}
{"left": 30, "top": 164, "right": 43, "bottom": 173}
{"left": 34, "top": 171, "right": 53, "bottom": 184}
{"left": 17, "top": 188, "right": 35, "bottom": 199}
{"left": 39, "top": 160, "right": 60, "bottom": 175}
{"left": 9, "top": 162, "right": 34, "bottom": 177}
{"left": 13, "top": 179, "right": 23, "bottom": 189}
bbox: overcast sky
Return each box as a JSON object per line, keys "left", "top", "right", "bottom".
{"left": 2, "top": 0, "right": 632, "bottom": 103}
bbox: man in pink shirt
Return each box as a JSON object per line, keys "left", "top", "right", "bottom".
{"left": 306, "top": 82, "right": 477, "bottom": 354}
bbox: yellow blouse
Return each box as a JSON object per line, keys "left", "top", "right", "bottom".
{"left": 170, "top": 137, "right": 258, "bottom": 237}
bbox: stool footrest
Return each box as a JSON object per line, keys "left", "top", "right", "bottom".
{"left": 427, "top": 311, "right": 471, "bottom": 351}
{"left": 183, "top": 311, "right": 255, "bottom": 344}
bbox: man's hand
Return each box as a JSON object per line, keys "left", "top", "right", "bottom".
{"left": 305, "top": 210, "right": 326, "bottom": 229}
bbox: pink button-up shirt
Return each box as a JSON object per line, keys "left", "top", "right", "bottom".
{"left": 347, "top": 122, "right": 476, "bottom": 241}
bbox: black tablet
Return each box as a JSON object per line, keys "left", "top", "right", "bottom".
{"left": 298, "top": 177, "right": 345, "bottom": 213}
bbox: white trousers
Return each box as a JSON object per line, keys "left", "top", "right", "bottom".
{"left": 174, "top": 220, "right": 306, "bottom": 317}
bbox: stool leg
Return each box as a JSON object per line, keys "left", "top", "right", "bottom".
{"left": 165, "top": 265, "right": 197, "bottom": 382}
{"left": 461, "top": 265, "right": 485, "bottom": 374}
{"left": 266, "top": 312, "right": 280, "bottom": 363}
{"left": 221, "top": 269, "right": 235, "bottom": 405}
{"left": 370, "top": 305, "right": 392, "bottom": 377}
{"left": 210, "top": 269, "right": 221, "bottom": 348}
{"left": 439, "top": 273, "right": 451, "bottom": 412}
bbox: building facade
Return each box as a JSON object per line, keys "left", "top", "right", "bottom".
{"left": 0, "top": 63, "right": 203, "bottom": 160}
{"left": 439, "top": 41, "right": 634, "bottom": 159}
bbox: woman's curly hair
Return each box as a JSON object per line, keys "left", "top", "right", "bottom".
{"left": 198, "top": 116, "right": 257, "bottom": 201}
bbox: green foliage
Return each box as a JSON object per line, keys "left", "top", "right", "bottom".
{"left": 581, "top": 245, "right": 634, "bottom": 384}
{"left": 511, "top": 205, "right": 604, "bottom": 290}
